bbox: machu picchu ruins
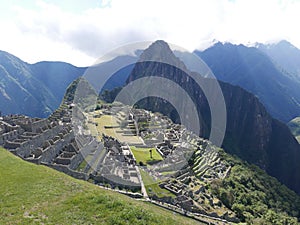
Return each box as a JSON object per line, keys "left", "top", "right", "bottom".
{"left": 0, "top": 99, "right": 241, "bottom": 224}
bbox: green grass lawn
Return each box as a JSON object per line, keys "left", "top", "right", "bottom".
{"left": 130, "top": 146, "right": 163, "bottom": 165}
{"left": 130, "top": 147, "right": 171, "bottom": 198}
{"left": 140, "top": 170, "right": 175, "bottom": 198}
{"left": 0, "top": 147, "right": 199, "bottom": 225}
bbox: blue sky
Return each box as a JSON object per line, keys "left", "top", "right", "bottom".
{"left": 0, "top": 0, "right": 299, "bottom": 66}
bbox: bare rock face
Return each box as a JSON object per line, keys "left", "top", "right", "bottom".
{"left": 126, "top": 40, "right": 300, "bottom": 194}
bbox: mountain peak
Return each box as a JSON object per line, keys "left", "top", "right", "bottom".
{"left": 272, "top": 40, "right": 298, "bottom": 51}
{"left": 140, "top": 40, "right": 175, "bottom": 61}
{"left": 0, "top": 50, "right": 27, "bottom": 66}
{"left": 277, "top": 39, "right": 293, "bottom": 46}
{"left": 139, "top": 40, "right": 187, "bottom": 71}
{"left": 149, "top": 39, "right": 170, "bottom": 49}
{"left": 255, "top": 40, "right": 296, "bottom": 50}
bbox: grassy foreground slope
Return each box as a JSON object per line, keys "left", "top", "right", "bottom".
{"left": 0, "top": 147, "right": 198, "bottom": 225}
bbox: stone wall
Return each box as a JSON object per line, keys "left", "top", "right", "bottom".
{"left": 14, "top": 125, "right": 64, "bottom": 158}
{"left": 45, "top": 163, "right": 89, "bottom": 180}
{"left": 0, "top": 123, "right": 22, "bottom": 145}
{"left": 92, "top": 173, "right": 141, "bottom": 191}
{"left": 69, "top": 153, "right": 84, "bottom": 170}
{"left": 4, "top": 141, "right": 22, "bottom": 149}
{"left": 40, "top": 131, "right": 74, "bottom": 163}
{"left": 31, "top": 119, "right": 49, "bottom": 133}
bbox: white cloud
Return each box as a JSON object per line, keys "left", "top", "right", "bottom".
{"left": 0, "top": 0, "right": 299, "bottom": 66}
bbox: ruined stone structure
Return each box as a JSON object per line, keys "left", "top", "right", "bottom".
{"left": 0, "top": 114, "right": 92, "bottom": 180}
{"left": 0, "top": 102, "right": 237, "bottom": 223}
{"left": 92, "top": 134, "right": 141, "bottom": 190}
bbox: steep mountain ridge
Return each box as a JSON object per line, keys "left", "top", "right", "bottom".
{"left": 0, "top": 50, "right": 85, "bottom": 118}
{"left": 126, "top": 40, "right": 300, "bottom": 194}
{"left": 30, "top": 61, "right": 86, "bottom": 103}
{"left": 0, "top": 51, "right": 58, "bottom": 117}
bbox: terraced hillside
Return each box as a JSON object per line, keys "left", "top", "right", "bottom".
{"left": 0, "top": 147, "right": 199, "bottom": 225}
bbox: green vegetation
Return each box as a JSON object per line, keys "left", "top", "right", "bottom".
{"left": 76, "top": 158, "right": 88, "bottom": 172}
{"left": 130, "top": 146, "right": 163, "bottom": 165}
{"left": 100, "top": 87, "right": 122, "bottom": 103}
{"left": 0, "top": 147, "right": 199, "bottom": 225}
{"left": 288, "top": 117, "right": 300, "bottom": 143}
{"left": 131, "top": 146, "right": 173, "bottom": 198}
{"left": 63, "top": 77, "right": 98, "bottom": 111}
{"left": 208, "top": 150, "right": 300, "bottom": 224}
{"left": 140, "top": 170, "right": 175, "bottom": 198}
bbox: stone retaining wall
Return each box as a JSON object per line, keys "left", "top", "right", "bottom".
{"left": 45, "top": 163, "right": 89, "bottom": 180}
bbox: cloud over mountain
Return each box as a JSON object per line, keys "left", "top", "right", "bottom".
{"left": 1, "top": 0, "right": 300, "bottom": 66}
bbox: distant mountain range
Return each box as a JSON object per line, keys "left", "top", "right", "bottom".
{"left": 0, "top": 51, "right": 141, "bottom": 118}
{"left": 1, "top": 40, "right": 300, "bottom": 123}
{"left": 93, "top": 40, "right": 300, "bottom": 124}
{"left": 257, "top": 40, "right": 300, "bottom": 83}
{"left": 0, "top": 50, "right": 85, "bottom": 118}
{"left": 195, "top": 41, "right": 300, "bottom": 123}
